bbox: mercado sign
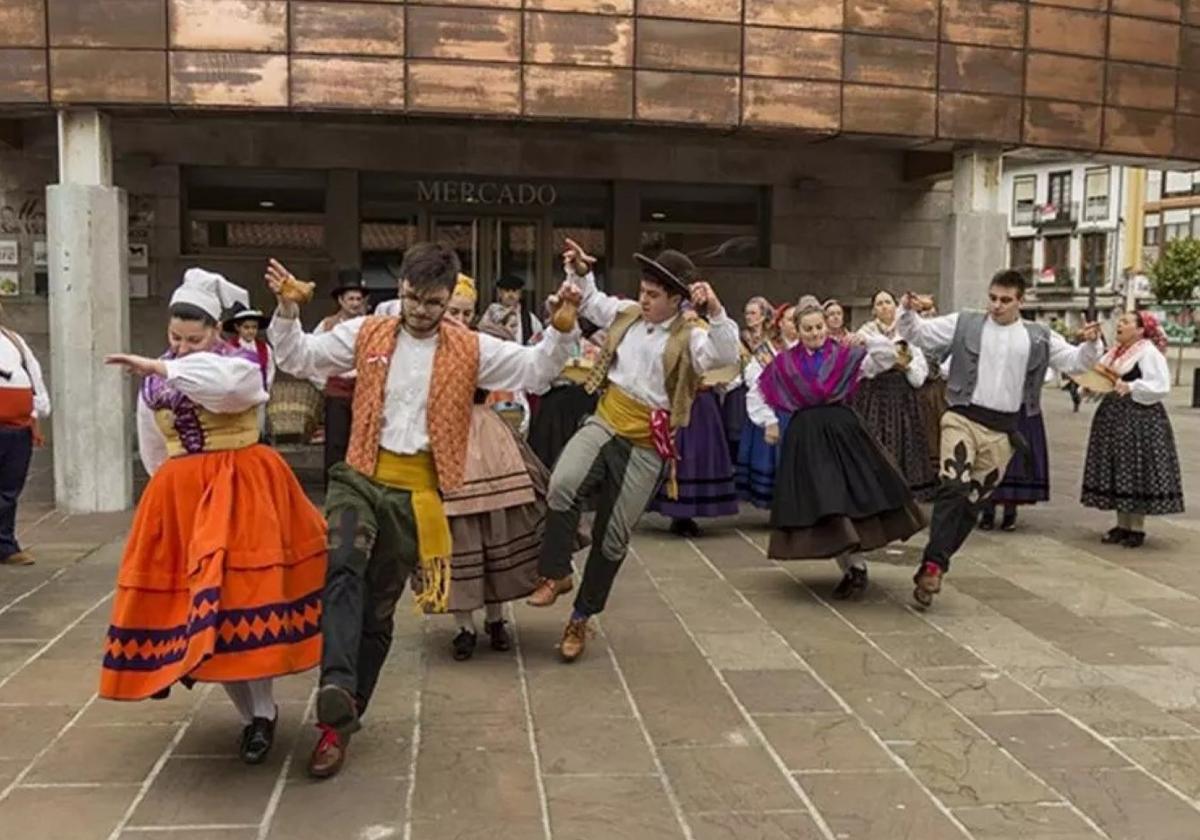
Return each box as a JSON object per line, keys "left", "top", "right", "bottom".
{"left": 416, "top": 180, "right": 558, "bottom": 207}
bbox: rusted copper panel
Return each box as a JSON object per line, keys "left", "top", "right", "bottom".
{"left": 1176, "top": 113, "right": 1200, "bottom": 156}
{"left": 938, "top": 92, "right": 1022, "bottom": 141}
{"left": 939, "top": 44, "right": 1023, "bottom": 96}
{"left": 1108, "top": 16, "right": 1182, "bottom": 67}
{"left": 523, "top": 65, "right": 633, "bottom": 118}
{"left": 1111, "top": 0, "right": 1182, "bottom": 22}
{"left": 292, "top": 56, "right": 405, "bottom": 109}
{"left": 410, "top": 0, "right": 520, "bottom": 7}
{"left": 842, "top": 84, "right": 936, "bottom": 135}
{"left": 1032, "top": 0, "right": 1108, "bottom": 11}
{"left": 0, "top": 0, "right": 45, "bottom": 48}
{"left": 526, "top": 0, "right": 633, "bottom": 12}
{"left": 49, "top": 0, "right": 165, "bottom": 49}
{"left": 1025, "top": 53, "right": 1106, "bottom": 104}
{"left": 1104, "top": 106, "right": 1176, "bottom": 155}
{"left": 1024, "top": 99, "right": 1102, "bottom": 148}
{"left": 845, "top": 0, "right": 938, "bottom": 39}
{"left": 170, "top": 51, "right": 288, "bottom": 106}
{"left": 408, "top": 59, "right": 520, "bottom": 114}
{"left": 744, "top": 27, "right": 842, "bottom": 80}
{"left": 1106, "top": 62, "right": 1178, "bottom": 111}
{"left": 524, "top": 11, "right": 633, "bottom": 67}
{"left": 742, "top": 78, "right": 840, "bottom": 129}
{"left": 407, "top": 6, "right": 521, "bottom": 63}
{"left": 636, "top": 70, "right": 739, "bottom": 125}
{"left": 1188, "top": 0, "right": 1200, "bottom": 23}
{"left": 51, "top": 47, "right": 166, "bottom": 102}
{"left": 1182, "top": 70, "right": 1200, "bottom": 115}
{"left": 745, "top": 0, "right": 843, "bottom": 30}
{"left": 170, "top": 0, "right": 286, "bottom": 52}
{"left": 640, "top": 0, "right": 742, "bottom": 21}
{"left": 844, "top": 34, "right": 937, "bottom": 88}
{"left": 636, "top": 19, "right": 741, "bottom": 73}
{"left": 0, "top": 48, "right": 46, "bottom": 101}
{"left": 290, "top": 3, "right": 405, "bottom": 56}
{"left": 940, "top": 0, "right": 1025, "bottom": 48}
{"left": 1029, "top": 6, "right": 1108, "bottom": 58}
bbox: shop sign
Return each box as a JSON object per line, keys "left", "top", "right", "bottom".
{"left": 416, "top": 180, "right": 557, "bottom": 207}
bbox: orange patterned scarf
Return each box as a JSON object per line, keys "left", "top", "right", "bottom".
{"left": 345, "top": 316, "right": 479, "bottom": 492}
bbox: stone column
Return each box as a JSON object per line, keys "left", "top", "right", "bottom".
{"left": 939, "top": 149, "right": 1007, "bottom": 311}
{"left": 46, "top": 109, "right": 132, "bottom": 513}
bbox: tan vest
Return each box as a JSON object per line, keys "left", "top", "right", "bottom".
{"left": 584, "top": 307, "right": 701, "bottom": 429}
{"left": 344, "top": 316, "right": 480, "bottom": 492}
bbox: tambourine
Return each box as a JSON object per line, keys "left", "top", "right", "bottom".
{"left": 1070, "top": 365, "right": 1118, "bottom": 394}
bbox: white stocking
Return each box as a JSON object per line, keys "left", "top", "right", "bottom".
{"left": 485, "top": 602, "right": 504, "bottom": 624}
{"left": 223, "top": 682, "right": 254, "bottom": 725}
{"left": 246, "top": 678, "right": 276, "bottom": 721}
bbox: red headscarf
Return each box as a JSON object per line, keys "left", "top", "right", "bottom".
{"left": 1137, "top": 311, "right": 1168, "bottom": 352}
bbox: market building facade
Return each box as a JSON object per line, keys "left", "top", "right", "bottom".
{"left": 1, "top": 0, "right": 1198, "bottom": 511}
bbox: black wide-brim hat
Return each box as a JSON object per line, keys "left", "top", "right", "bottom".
{"left": 331, "top": 268, "right": 368, "bottom": 299}
{"left": 634, "top": 250, "right": 695, "bottom": 298}
{"left": 223, "top": 308, "right": 269, "bottom": 332}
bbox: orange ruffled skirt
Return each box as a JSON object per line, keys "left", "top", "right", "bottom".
{"left": 100, "top": 445, "right": 328, "bottom": 701}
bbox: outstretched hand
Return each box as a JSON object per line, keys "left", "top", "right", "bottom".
{"left": 562, "top": 238, "right": 596, "bottom": 279}
{"left": 1078, "top": 321, "right": 1101, "bottom": 343}
{"left": 105, "top": 354, "right": 166, "bottom": 378}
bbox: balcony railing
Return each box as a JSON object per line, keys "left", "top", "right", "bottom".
{"left": 1034, "top": 201, "right": 1079, "bottom": 229}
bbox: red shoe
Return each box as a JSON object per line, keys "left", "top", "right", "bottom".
{"left": 912, "top": 561, "right": 943, "bottom": 609}
{"left": 307, "top": 724, "right": 348, "bottom": 779}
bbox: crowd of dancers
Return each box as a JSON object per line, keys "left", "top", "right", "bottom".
{"left": 2, "top": 238, "right": 1182, "bottom": 779}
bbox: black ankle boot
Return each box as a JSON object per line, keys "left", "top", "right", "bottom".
{"left": 978, "top": 506, "right": 996, "bottom": 531}
{"left": 1102, "top": 527, "right": 1130, "bottom": 544}
{"left": 239, "top": 712, "right": 277, "bottom": 764}
{"left": 1000, "top": 506, "right": 1018, "bottom": 532}
{"left": 485, "top": 620, "right": 511, "bottom": 652}
{"left": 452, "top": 629, "right": 477, "bottom": 661}
{"left": 1123, "top": 531, "right": 1146, "bottom": 549}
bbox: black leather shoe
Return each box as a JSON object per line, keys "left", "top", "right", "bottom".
{"left": 1101, "top": 527, "right": 1130, "bottom": 544}
{"left": 452, "top": 629, "right": 477, "bottom": 661}
{"left": 670, "top": 518, "right": 702, "bottom": 538}
{"left": 239, "top": 713, "right": 276, "bottom": 765}
{"left": 1000, "top": 507, "right": 1018, "bottom": 532}
{"left": 832, "top": 567, "right": 868, "bottom": 600}
{"left": 485, "top": 620, "right": 511, "bottom": 652}
{"left": 978, "top": 507, "right": 996, "bottom": 531}
{"left": 1123, "top": 531, "right": 1146, "bottom": 549}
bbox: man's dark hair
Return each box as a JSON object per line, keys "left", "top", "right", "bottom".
{"left": 168, "top": 302, "right": 217, "bottom": 327}
{"left": 400, "top": 243, "right": 461, "bottom": 293}
{"left": 989, "top": 269, "right": 1027, "bottom": 297}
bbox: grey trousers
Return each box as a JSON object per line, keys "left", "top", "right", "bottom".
{"left": 538, "top": 417, "right": 665, "bottom": 616}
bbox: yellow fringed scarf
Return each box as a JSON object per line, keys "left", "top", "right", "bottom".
{"left": 373, "top": 450, "right": 452, "bottom": 613}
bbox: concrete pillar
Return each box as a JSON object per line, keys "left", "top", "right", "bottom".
{"left": 47, "top": 109, "right": 132, "bottom": 513}
{"left": 939, "top": 149, "right": 1007, "bottom": 312}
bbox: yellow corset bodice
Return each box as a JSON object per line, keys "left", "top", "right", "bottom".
{"left": 154, "top": 407, "right": 259, "bottom": 458}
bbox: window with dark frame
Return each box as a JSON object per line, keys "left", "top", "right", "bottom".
{"left": 1144, "top": 213, "right": 1161, "bottom": 246}
{"left": 1012, "top": 176, "right": 1036, "bottom": 226}
{"left": 1042, "top": 235, "right": 1070, "bottom": 285}
{"left": 183, "top": 167, "right": 328, "bottom": 255}
{"left": 1009, "top": 237, "right": 1034, "bottom": 281}
{"left": 1081, "top": 232, "right": 1108, "bottom": 289}
{"left": 1083, "top": 167, "right": 1110, "bottom": 222}
{"left": 1047, "top": 171, "right": 1072, "bottom": 211}
{"left": 639, "top": 183, "right": 769, "bottom": 268}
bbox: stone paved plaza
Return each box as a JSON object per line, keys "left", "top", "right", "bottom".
{"left": 2, "top": 393, "right": 1200, "bottom": 840}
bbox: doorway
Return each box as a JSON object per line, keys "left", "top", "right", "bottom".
{"left": 430, "top": 215, "right": 545, "bottom": 305}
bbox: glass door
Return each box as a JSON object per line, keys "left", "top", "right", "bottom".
{"left": 494, "top": 218, "right": 540, "bottom": 314}
{"left": 431, "top": 216, "right": 480, "bottom": 281}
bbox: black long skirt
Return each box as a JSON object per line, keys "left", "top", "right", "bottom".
{"left": 852, "top": 370, "right": 938, "bottom": 500}
{"left": 769, "top": 404, "right": 925, "bottom": 560}
{"left": 1081, "top": 394, "right": 1184, "bottom": 516}
{"left": 529, "top": 384, "right": 598, "bottom": 471}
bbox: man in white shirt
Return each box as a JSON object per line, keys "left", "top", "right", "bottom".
{"left": 0, "top": 307, "right": 49, "bottom": 565}
{"left": 265, "top": 243, "right": 580, "bottom": 779}
{"left": 526, "top": 241, "right": 739, "bottom": 661}
{"left": 898, "top": 269, "right": 1101, "bottom": 608}
{"left": 479, "top": 274, "right": 544, "bottom": 346}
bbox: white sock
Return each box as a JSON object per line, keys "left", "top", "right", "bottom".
{"left": 836, "top": 554, "right": 867, "bottom": 573}
{"left": 453, "top": 611, "right": 476, "bottom": 634}
{"left": 246, "top": 678, "right": 276, "bottom": 721}
{"left": 223, "top": 682, "right": 254, "bottom": 725}
{"left": 1118, "top": 511, "right": 1131, "bottom": 530}
{"left": 484, "top": 602, "right": 504, "bottom": 624}
{"left": 1128, "top": 513, "right": 1145, "bottom": 532}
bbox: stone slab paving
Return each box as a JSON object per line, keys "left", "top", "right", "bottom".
{"left": 2, "top": 395, "right": 1200, "bottom": 839}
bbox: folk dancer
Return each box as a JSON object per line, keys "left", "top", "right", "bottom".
{"left": 898, "top": 270, "right": 1101, "bottom": 608}
{"left": 722, "top": 296, "right": 774, "bottom": 461}
{"left": 0, "top": 304, "right": 49, "bottom": 566}
{"left": 265, "top": 243, "right": 578, "bottom": 777}
{"left": 223, "top": 304, "right": 274, "bottom": 438}
{"left": 315, "top": 271, "right": 368, "bottom": 478}
{"left": 853, "top": 290, "right": 937, "bottom": 500}
{"left": 100, "top": 269, "right": 327, "bottom": 765}
{"left": 1081, "top": 311, "right": 1183, "bottom": 547}
{"left": 736, "top": 304, "right": 798, "bottom": 509}
{"left": 749, "top": 297, "right": 924, "bottom": 599}
{"left": 526, "top": 240, "right": 739, "bottom": 661}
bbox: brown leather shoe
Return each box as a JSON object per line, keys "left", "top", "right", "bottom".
{"left": 526, "top": 576, "right": 573, "bottom": 608}
{"left": 307, "top": 724, "right": 348, "bottom": 779}
{"left": 0, "top": 551, "right": 34, "bottom": 566}
{"left": 559, "top": 617, "right": 590, "bottom": 663}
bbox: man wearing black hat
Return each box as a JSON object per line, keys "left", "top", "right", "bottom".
{"left": 480, "top": 275, "right": 542, "bottom": 345}
{"left": 527, "top": 239, "right": 739, "bottom": 661}
{"left": 316, "top": 269, "right": 368, "bottom": 477}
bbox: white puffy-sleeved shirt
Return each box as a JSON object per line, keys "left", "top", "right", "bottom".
{"left": 1100, "top": 340, "right": 1171, "bottom": 406}
{"left": 896, "top": 307, "right": 1102, "bottom": 414}
{"left": 854, "top": 324, "right": 928, "bottom": 388}
{"left": 0, "top": 329, "right": 49, "bottom": 419}
{"left": 136, "top": 352, "right": 268, "bottom": 476}
{"left": 572, "top": 270, "right": 741, "bottom": 410}
{"left": 268, "top": 314, "right": 576, "bottom": 454}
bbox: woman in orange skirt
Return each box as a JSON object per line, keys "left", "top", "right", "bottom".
{"left": 102, "top": 269, "right": 327, "bottom": 764}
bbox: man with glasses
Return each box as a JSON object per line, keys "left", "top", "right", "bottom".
{"left": 266, "top": 242, "right": 581, "bottom": 779}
